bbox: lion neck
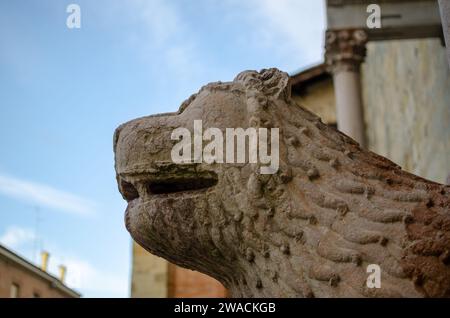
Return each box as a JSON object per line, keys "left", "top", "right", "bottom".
{"left": 215, "top": 101, "right": 449, "bottom": 297}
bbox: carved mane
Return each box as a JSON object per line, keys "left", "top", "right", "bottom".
{"left": 115, "top": 68, "right": 450, "bottom": 298}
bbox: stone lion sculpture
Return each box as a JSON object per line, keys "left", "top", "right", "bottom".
{"left": 114, "top": 68, "right": 450, "bottom": 297}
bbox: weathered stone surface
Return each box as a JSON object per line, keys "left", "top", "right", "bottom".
{"left": 114, "top": 68, "right": 450, "bottom": 297}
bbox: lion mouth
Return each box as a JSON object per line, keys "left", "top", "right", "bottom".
{"left": 121, "top": 167, "right": 217, "bottom": 235}
{"left": 146, "top": 177, "right": 217, "bottom": 195}
{"left": 117, "top": 163, "right": 218, "bottom": 202}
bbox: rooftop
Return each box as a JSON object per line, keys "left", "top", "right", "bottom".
{"left": 0, "top": 244, "right": 81, "bottom": 298}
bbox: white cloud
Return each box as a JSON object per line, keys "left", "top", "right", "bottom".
{"left": 55, "top": 257, "right": 128, "bottom": 297}
{"left": 113, "top": 0, "right": 325, "bottom": 82}
{"left": 127, "top": 1, "right": 197, "bottom": 56}
{"left": 118, "top": 0, "right": 207, "bottom": 85}
{"left": 231, "top": 0, "right": 326, "bottom": 70}
{"left": 0, "top": 226, "right": 128, "bottom": 297}
{"left": 0, "top": 226, "right": 36, "bottom": 249}
{"left": 38, "top": 248, "right": 128, "bottom": 297}
{"left": 134, "top": 0, "right": 184, "bottom": 47}
{"left": 0, "top": 174, "right": 97, "bottom": 217}
{"left": 261, "top": 0, "right": 325, "bottom": 61}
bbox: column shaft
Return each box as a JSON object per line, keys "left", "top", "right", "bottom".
{"left": 325, "top": 29, "right": 368, "bottom": 148}
{"left": 333, "top": 70, "right": 365, "bottom": 147}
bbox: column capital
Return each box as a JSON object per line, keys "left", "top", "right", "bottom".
{"left": 325, "top": 29, "right": 368, "bottom": 73}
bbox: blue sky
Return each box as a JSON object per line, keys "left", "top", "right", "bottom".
{"left": 0, "top": 0, "right": 325, "bottom": 297}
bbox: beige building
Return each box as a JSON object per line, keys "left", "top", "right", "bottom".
{"left": 131, "top": 243, "right": 227, "bottom": 297}
{"left": 293, "top": 0, "right": 450, "bottom": 185}
{"left": 291, "top": 39, "right": 450, "bottom": 185}
{"left": 130, "top": 0, "right": 450, "bottom": 297}
{"left": 0, "top": 244, "right": 80, "bottom": 298}
{"left": 291, "top": 63, "right": 336, "bottom": 126}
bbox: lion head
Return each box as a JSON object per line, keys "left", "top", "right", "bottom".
{"left": 114, "top": 68, "right": 450, "bottom": 297}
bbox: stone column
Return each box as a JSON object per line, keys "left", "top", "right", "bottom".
{"left": 325, "top": 29, "right": 368, "bottom": 148}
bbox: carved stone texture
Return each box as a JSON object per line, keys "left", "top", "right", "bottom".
{"left": 325, "top": 29, "right": 368, "bottom": 73}
{"left": 114, "top": 68, "right": 450, "bottom": 298}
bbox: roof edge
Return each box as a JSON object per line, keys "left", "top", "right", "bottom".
{"left": 0, "top": 244, "right": 81, "bottom": 298}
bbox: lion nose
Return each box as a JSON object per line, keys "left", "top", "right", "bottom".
{"left": 117, "top": 175, "right": 139, "bottom": 203}
{"left": 113, "top": 114, "right": 183, "bottom": 198}
{"left": 113, "top": 116, "right": 172, "bottom": 173}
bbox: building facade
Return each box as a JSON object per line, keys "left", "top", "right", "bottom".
{"left": 0, "top": 244, "right": 80, "bottom": 298}
{"left": 131, "top": 242, "right": 227, "bottom": 297}
{"left": 291, "top": 38, "right": 450, "bottom": 185}
{"left": 361, "top": 38, "right": 450, "bottom": 184}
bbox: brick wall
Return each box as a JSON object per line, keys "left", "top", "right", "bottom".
{"left": 0, "top": 257, "right": 73, "bottom": 298}
{"left": 168, "top": 263, "right": 228, "bottom": 298}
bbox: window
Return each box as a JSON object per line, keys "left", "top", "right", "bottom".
{"left": 10, "top": 283, "right": 20, "bottom": 298}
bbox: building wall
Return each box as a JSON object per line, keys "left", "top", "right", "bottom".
{"left": 361, "top": 38, "right": 450, "bottom": 184}
{"left": 131, "top": 241, "right": 227, "bottom": 298}
{"left": 0, "top": 257, "right": 72, "bottom": 298}
{"left": 292, "top": 78, "right": 337, "bottom": 125}
{"left": 168, "top": 264, "right": 227, "bottom": 298}
{"left": 131, "top": 242, "right": 168, "bottom": 297}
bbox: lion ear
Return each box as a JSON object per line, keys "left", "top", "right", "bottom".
{"left": 259, "top": 68, "right": 291, "bottom": 100}
{"left": 234, "top": 68, "right": 291, "bottom": 100}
